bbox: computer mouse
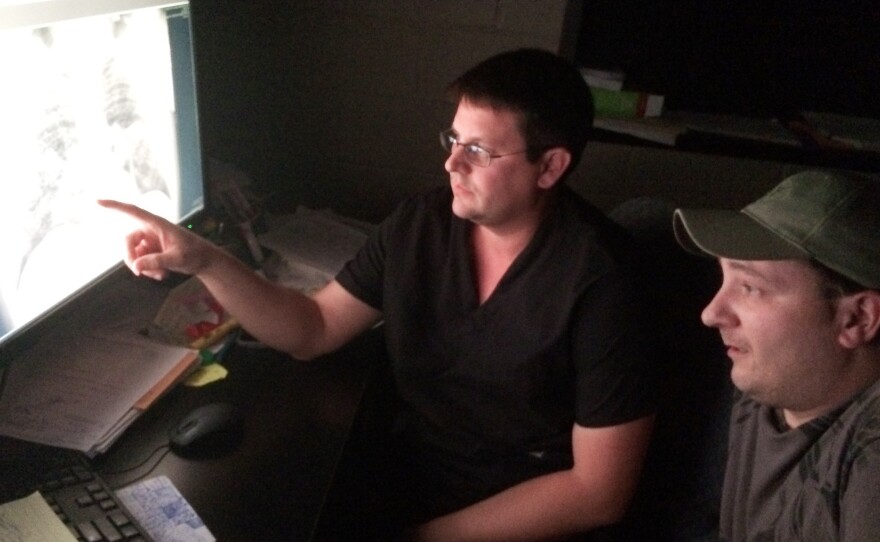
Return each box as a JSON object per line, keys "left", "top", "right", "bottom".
{"left": 169, "top": 402, "right": 244, "bottom": 457}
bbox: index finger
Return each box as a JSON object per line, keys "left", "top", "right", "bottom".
{"left": 97, "top": 199, "right": 163, "bottom": 225}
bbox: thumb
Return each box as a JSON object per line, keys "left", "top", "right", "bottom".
{"left": 131, "top": 252, "right": 171, "bottom": 281}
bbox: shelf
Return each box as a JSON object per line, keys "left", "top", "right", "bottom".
{"left": 592, "top": 113, "right": 880, "bottom": 173}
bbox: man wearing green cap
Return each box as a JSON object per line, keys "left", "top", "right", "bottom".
{"left": 673, "top": 170, "right": 880, "bottom": 540}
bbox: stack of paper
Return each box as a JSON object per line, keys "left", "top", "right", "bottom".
{"left": 258, "top": 206, "right": 373, "bottom": 293}
{"left": 0, "top": 329, "right": 198, "bottom": 456}
{"left": 0, "top": 206, "right": 371, "bottom": 456}
{"left": 0, "top": 269, "right": 202, "bottom": 456}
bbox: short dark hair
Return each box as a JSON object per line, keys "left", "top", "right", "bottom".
{"left": 808, "top": 259, "right": 880, "bottom": 347}
{"left": 446, "top": 48, "right": 594, "bottom": 181}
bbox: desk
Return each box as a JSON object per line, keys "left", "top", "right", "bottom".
{"left": 92, "top": 330, "right": 381, "bottom": 541}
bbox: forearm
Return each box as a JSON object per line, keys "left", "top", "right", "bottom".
{"left": 415, "top": 417, "right": 654, "bottom": 542}
{"left": 415, "top": 469, "right": 626, "bottom": 542}
{"left": 100, "top": 198, "right": 355, "bottom": 357}
{"left": 194, "top": 246, "right": 325, "bottom": 358}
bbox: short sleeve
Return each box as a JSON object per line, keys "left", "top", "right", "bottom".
{"left": 336, "top": 225, "right": 386, "bottom": 309}
{"left": 841, "top": 438, "right": 880, "bottom": 541}
{"left": 570, "top": 267, "right": 659, "bottom": 427}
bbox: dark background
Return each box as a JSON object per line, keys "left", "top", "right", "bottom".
{"left": 575, "top": 0, "right": 880, "bottom": 120}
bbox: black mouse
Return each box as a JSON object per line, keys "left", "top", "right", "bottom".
{"left": 169, "top": 402, "right": 244, "bottom": 457}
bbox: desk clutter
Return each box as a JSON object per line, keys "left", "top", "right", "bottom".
{"left": 0, "top": 198, "right": 371, "bottom": 458}
{"left": 0, "top": 185, "right": 373, "bottom": 539}
{"left": 0, "top": 328, "right": 199, "bottom": 457}
{"left": 0, "top": 269, "right": 232, "bottom": 457}
{"left": 0, "top": 445, "right": 213, "bottom": 542}
{"left": 257, "top": 205, "right": 375, "bottom": 294}
{"left": 0, "top": 443, "right": 154, "bottom": 542}
{"left": 209, "top": 158, "right": 375, "bottom": 293}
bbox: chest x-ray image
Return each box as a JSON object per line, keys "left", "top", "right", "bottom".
{"left": 0, "top": 8, "right": 183, "bottom": 339}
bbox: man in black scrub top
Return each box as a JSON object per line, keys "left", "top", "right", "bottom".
{"left": 101, "top": 48, "right": 658, "bottom": 541}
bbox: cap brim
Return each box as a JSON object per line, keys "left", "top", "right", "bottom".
{"left": 673, "top": 208, "right": 810, "bottom": 260}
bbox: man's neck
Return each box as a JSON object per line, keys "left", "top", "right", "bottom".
{"left": 475, "top": 187, "right": 557, "bottom": 248}
{"left": 781, "top": 364, "right": 880, "bottom": 429}
{"left": 472, "top": 221, "right": 535, "bottom": 259}
{"left": 469, "top": 200, "right": 552, "bottom": 303}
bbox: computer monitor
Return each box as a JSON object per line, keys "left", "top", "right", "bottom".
{"left": 0, "top": 0, "right": 206, "bottom": 361}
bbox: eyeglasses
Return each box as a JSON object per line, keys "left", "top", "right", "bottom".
{"left": 439, "top": 129, "right": 528, "bottom": 167}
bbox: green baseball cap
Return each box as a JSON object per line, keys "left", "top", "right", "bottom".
{"left": 673, "top": 170, "right": 880, "bottom": 289}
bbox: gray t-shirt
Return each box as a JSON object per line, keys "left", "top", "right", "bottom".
{"left": 721, "top": 378, "right": 880, "bottom": 541}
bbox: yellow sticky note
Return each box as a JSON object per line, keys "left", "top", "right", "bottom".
{"left": 0, "top": 492, "right": 78, "bottom": 542}
{"left": 184, "top": 363, "right": 229, "bottom": 387}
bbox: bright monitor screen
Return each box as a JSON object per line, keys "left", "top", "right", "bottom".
{"left": 0, "top": 0, "right": 205, "bottom": 355}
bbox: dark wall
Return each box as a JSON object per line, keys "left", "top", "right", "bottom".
{"left": 190, "top": 0, "right": 298, "bottom": 205}
{"left": 576, "top": 0, "right": 880, "bottom": 119}
{"left": 186, "top": 0, "right": 570, "bottom": 221}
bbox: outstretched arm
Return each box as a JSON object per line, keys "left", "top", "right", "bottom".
{"left": 412, "top": 415, "right": 655, "bottom": 541}
{"left": 98, "top": 200, "right": 381, "bottom": 359}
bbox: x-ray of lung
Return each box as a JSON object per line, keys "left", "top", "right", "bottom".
{"left": 0, "top": 10, "right": 182, "bottom": 338}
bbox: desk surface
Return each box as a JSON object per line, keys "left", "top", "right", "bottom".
{"left": 92, "top": 330, "right": 380, "bottom": 541}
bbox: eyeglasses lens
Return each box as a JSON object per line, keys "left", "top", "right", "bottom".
{"left": 440, "top": 131, "right": 453, "bottom": 152}
{"left": 440, "top": 130, "right": 491, "bottom": 167}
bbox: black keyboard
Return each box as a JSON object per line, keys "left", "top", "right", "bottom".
{"left": 0, "top": 442, "right": 153, "bottom": 542}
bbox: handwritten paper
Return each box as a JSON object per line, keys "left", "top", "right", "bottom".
{"left": 0, "top": 331, "right": 197, "bottom": 455}
{"left": 116, "top": 476, "right": 214, "bottom": 542}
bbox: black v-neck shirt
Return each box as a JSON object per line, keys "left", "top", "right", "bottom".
{"left": 337, "top": 185, "right": 657, "bottom": 489}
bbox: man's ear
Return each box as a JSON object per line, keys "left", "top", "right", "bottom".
{"left": 837, "top": 291, "right": 880, "bottom": 348}
{"left": 536, "top": 147, "right": 571, "bottom": 189}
